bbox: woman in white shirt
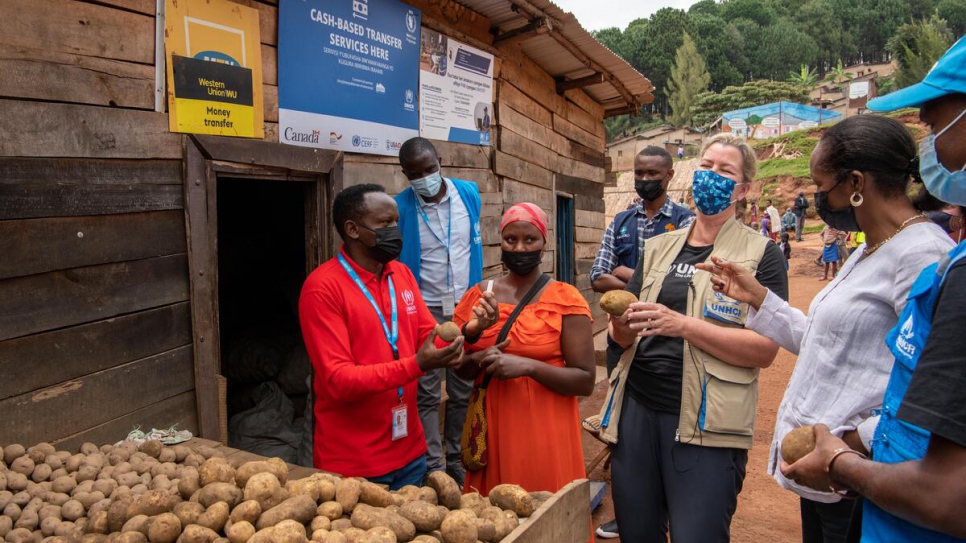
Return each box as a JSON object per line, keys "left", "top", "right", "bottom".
{"left": 699, "top": 115, "right": 954, "bottom": 543}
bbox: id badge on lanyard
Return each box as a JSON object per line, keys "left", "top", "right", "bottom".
{"left": 392, "top": 386, "right": 408, "bottom": 441}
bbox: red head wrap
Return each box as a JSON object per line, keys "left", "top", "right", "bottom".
{"left": 500, "top": 203, "right": 548, "bottom": 240}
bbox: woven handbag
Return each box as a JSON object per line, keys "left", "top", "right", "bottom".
{"left": 460, "top": 274, "right": 549, "bottom": 471}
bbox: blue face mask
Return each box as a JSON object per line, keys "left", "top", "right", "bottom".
{"left": 411, "top": 170, "right": 444, "bottom": 198}
{"left": 920, "top": 106, "right": 966, "bottom": 206}
{"left": 692, "top": 169, "right": 740, "bottom": 216}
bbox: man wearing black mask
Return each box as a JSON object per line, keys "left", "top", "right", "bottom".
{"left": 299, "top": 184, "right": 465, "bottom": 489}
{"left": 588, "top": 146, "right": 693, "bottom": 540}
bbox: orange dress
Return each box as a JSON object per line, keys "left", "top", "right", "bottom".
{"left": 454, "top": 281, "right": 590, "bottom": 496}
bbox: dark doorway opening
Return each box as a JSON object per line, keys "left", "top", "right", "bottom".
{"left": 556, "top": 194, "right": 575, "bottom": 285}
{"left": 217, "top": 177, "right": 312, "bottom": 464}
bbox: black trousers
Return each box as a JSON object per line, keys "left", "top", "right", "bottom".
{"left": 800, "top": 497, "right": 859, "bottom": 543}
{"left": 612, "top": 395, "right": 747, "bottom": 543}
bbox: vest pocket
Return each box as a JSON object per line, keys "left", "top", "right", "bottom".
{"left": 700, "top": 358, "right": 758, "bottom": 436}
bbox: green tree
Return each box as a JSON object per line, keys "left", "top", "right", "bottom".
{"left": 888, "top": 16, "right": 955, "bottom": 88}
{"left": 824, "top": 59, "right": 854, "bottom": 88}
{"left": 690, "top": 14, "right": 747, "bottom": 90}
{"left": 855, "top": 0, "right": 907, "bottom": 63}
{"left": 721, "top": 0, "right": 776, "bottom": 26}
{"left": 688, "top": 0, "right": 721, "bottom": 16}
{"left": 796, "top": 0, "right": 858, "bottom": 74}
{"left": 690, "top": 80, "right": 809, "bottom": 126}
{"left": 938, "top": 0, "right": 966, "bottom": 37}
{"left": 788, "top": 65, "right": 820, "bottom": 90}
{"left": 744, "top": 19, "right": 820, "bottom": 80}
{"left": 667, "top": 33, "right": 712, "bottom": 126}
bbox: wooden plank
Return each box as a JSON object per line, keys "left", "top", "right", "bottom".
{"left": 574, "top": 194, "right": 605, "bottom": 213}
{"left": 0, "top": 101, "right": 182, "bottom": 159}
{"left": 575, "top": 210, "right": 604, "bottom": 229}
{"left": 556, "top": 174, "right": 603, "bottom": 199}
{"left": 0, "top": 254, "right": 189, "bottom": 342}
{"left": 441, "top": 167, "right": 498, "bottom": 193}
{"left": 480, "top": 215, "right": 501, "bottom": 246}
{"left": 0, "top": 346, "right": 195, "bottom": 447}
{"left": 0, "top": 211, "right": 186, "bottom": 279}
{"left": 54, "top": 391, "right": 198, "bottom": 453}
{"left": 563, "top": 140, "right": 606, "bottom": 169}
{"left": 0, "top": 0, "right": 155, "bottom": 64}
{"left": 192, "top": 135, "right": 338, "bottom": 174}
{"left": 504, "top": 480, "right": 590, "bottom": 543}
{"left": 575, "top": 226, "right": 605, "bottom": 244}
{"left": 563, "top": 95, "right": 606, "bottom": 140}
{"left": 576, "top": 259, "right": 595, "bottom": 275}
{"left": 0, "top": 184, "right": 183, "bottom": 220}
{"left": 0, "top": 303, "right": 191, "bottom": 401}
{"left": 342, "top": 162, "right": 410, "bottom": 195}
{"left": 499, "top": 50, "right": 566, "bottom": 117}
{"left": 553, "top": 113, "right": 605, "bottom": 153}
{"left": 0, "top": 158, "right": 182, "bottom": 185}
{"left": 504, "top": 178, "right": 552, "bottom": 211}
{"left": 91, "top": 0, "right": 155, "bottom": 16}
{"left": 499, "top": 81, "right": 552, "bottom": 127}
{"left": 483, "top": 245, "right": 502, "bottom": 269}
{"left": 494, "top": 151, "right": 552, "bottom": 190}
{"left": 498, "top": 127, "right": 556, "bottom": 172}
{"left": 262, "top": 44, "right": 277, "bottom": 86}
{"left": 555, "top": 155, "right": 605, "bottom": 184}
{"left": 575, "top": 242, "right": 599, "bottom": 260}
{"left": 264, "top": 84, "right": 278, "bottom": 123}
{"left": 497, "top": 103, "right": 556, "bottom": 150}
{"left": 434, "top": 140, "right": 491, "bottom": 170}
{"left": 564, "top": 89, "right": 605, "bottom": 120}
{"left": 0, "top": 44, "right": 154, "bottom": 109}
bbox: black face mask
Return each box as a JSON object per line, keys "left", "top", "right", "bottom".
{"left": 815, "top": 185, "right": 861, "bottom": 232}
{"left": 501, "top": 250, "right": 542, "bottom": 275}
{"left": 359, "top": 225, "right": 404, "bottom": 263}
{"left": 634, "top": 179, "right": 666, "bottom": 202}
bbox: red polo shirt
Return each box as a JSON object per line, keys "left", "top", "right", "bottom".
{"left": 299, "top": 247, "right": 435, "bottom": 477}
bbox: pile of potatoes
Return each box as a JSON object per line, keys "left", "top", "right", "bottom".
{"left": 0, "top": 441, "right": 546, "bottom": 543}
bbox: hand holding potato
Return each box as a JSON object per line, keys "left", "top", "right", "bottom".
{"left": 463, "top": 291, "right": 499, "bottom": 338}
{"left": 416, "top": 329, "right": 464, "bottom": 371}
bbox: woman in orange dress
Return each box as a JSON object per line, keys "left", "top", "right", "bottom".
{"left": 454, "top": 203, "right": 596, "bottom": 496}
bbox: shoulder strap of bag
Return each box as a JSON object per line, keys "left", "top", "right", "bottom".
{"left": 481, "top": 273, "right": 550, "bottom": 388}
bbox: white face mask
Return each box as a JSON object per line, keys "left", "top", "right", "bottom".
{"left": 411, "top": 170, "right": 443, "bottom": 198}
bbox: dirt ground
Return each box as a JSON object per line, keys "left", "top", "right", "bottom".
{"left": 579, "top": 222, "right": 830, "bottom": 542}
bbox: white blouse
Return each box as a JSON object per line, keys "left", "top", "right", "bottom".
{"left": 747, "top": 222, "right": 953, "bottom": 503}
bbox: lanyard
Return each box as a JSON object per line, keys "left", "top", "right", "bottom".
{"left": 337, "top": 253, "right": 398, "bottom": 360}
{"left": 416, "top": 196, "right": 453, "bottom": 286}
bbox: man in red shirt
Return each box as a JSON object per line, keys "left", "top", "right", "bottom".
{"left": 299, "top": 183, "right": 465, "bottom": 488}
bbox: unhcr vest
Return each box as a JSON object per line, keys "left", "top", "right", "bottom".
{"left": 863, "top": 242, "right": 966, "bottom": 543}
{"left": 611, "top": 203, "right": 695, "bottom": 272}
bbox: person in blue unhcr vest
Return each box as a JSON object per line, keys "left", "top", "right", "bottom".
{"left": 783, "top": 37, "right": 966, "bottom": 541}
{"left": 395, "top": 137, "right": 485, "bottom": 488}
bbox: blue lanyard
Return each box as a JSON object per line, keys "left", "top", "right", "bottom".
{"left": 416, "top": 196, "right": 453, "bottom": 286}
{"left": 337, "top": 253, "right": 398, "bottom": 360}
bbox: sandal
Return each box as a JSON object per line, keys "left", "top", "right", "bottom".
{"left": 582, "top": 414, "right": 602, "bottom": 436}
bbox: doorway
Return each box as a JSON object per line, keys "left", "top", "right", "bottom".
{"left": 556, "top": 194, "right": 575, "bottom": 285}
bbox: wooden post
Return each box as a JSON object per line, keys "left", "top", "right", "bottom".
{"left": 503, "top": 479, "right": 591, "bottom": 543}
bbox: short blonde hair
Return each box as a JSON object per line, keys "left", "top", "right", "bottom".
{"left": 700, "top": 133, "right": 757, "bottom": 184}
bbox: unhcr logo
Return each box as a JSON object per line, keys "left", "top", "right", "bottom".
{"left": 895, "top": 314, "right": 916, "bottom": 357}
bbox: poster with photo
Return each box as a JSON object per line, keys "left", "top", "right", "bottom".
{"left": 418, "top": 27, "right": 493, "bottom": 146}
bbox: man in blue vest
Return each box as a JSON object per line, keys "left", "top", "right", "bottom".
{"left": 396, "top": 137, "right": 483, "bottom": 487}
{"left": 587, "top": 145, "right": 694, "bottom": 540}
{"left": 783, "top": 37, "right": 966, "bottom": 541}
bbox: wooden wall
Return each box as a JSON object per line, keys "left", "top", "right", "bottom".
{"left": 0, "top": 0, "right": 196, "bottom": 448}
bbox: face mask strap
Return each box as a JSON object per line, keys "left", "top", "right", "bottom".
{"left": 936, "top": 105, "right": 966, "bottom": 140}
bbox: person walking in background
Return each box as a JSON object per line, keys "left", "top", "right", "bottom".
{"left": 678, "top": 143, "right": 685, "bottom": 159}
{"left": 794, "top": 191, "right": 810, "bottom": 241}
{"left": 454, "top": 203, "right": 595, "bottom": 498}
{"left": 766, "top": 199, "right": 782, "bottom": 241}
{"left": 700, "top": 115, "right": 952, "bottom": 543}
{"left": 395, "top": 137, "right": 484, "bottom": 487}
{"left": 761, "top": 213, "right": 772, "bottom": 237}
{"left": 820, "top": 224, "right": 844, "bottom": 281}
{"left": 779, "top": 231, "right": 792, "bottom": 270}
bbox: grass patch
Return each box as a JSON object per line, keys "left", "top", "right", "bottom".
{"left": 803, "top": 224, "right": 824, "bottom": 233}
{"left": 884, "top": 107, "right": 920, "bottom": 119}
{"left": 753, "top": 126, "right": 824, "bottom": 156}
{"left": 757, "top": 156, "right": 811, "bottom": 179}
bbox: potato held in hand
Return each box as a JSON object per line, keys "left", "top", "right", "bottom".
{"left": 781, "top": 425, "right": 816, "bottom": 465}
{"left": 435, "top": 321, "right": 462, "bottom": 342}
{"left": 599, "top": 290, "right": 638, "bottom": 317}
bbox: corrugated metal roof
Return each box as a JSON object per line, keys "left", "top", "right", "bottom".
{"left": 451, "top": 0, "right": 653, "bottom": 114}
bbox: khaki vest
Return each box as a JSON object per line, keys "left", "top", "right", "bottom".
{"left": 598, "top": 218, "right": 771, "bottom": 450}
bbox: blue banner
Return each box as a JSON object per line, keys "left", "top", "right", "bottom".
{"left": 278, "top": 0, "right": 421, "bottom": 156}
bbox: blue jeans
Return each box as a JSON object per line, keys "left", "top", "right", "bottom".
{"left": 366, "top": 455, "right": 427, "bottom": 490}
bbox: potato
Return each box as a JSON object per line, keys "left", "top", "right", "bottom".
{"left": 158, "top": 449, "right": 176, "bottom": 464}
{"left": 7, "top": 472, "right": 28, "bottom": 492}
{"left": 350, "top": 504, "right": 415, "bottom": 543}
{"left": 40, "top": 515, "right": 61, "bottom": 537}
{"left": 4, "top": 444, "right": 26, "bottom": 464}
{"left": 310, "top": 516, "right": 331, "bottom": 533}
{"left": 197, "top": 502, "right": 230, "bottom": 532}
{"left": 193, "top": 446, "right": 222, "bottom": 461}
{"left": 0, "top": 515, "right": 12, "bottom": 538}
{"left": 11, "top": 456, "right": 35, "bottom": 476}
{"left": 321, "top": 532, "right": 347, "bottom": 543}
{"left": 316, "top": 502, "right": 342, "bottom": 521}
{"left": 528, "top": 492, "right": 551, "bottom": 512}
{"left": 47, "top": 493, "right": 70, "bottom": 507}
{"left": 426, "top": 472, "right": 460, "bottom": 510}
{"left": 197, "top": 483, "right": 243, "bottom": 510}
{"left": 479, "top": 507, "right": 515, "bottom": 542}
{"left": 226, "top": 520, "right": 255, "bottom": 543}
{"left": 599, "top": 290, "right": 638, "bottom": 317}
{"left": 286, "top": 477, "right": 331, "bottom": 504}
{"left": 4, "top": 527, "right": 35, "bottom": 543}
{"left": 138, "top": 442, "right": 163, "bottom": 459}
{"left": 358, "top": 483, "right": 392, "bottom": 508}
{"left": 781, "top": 425, "right": 817, "bottom": 465}
{"left": 440, "top": 510, "right": 477, "bottom": 543}
{"left": 115, "top": 532, "right": 148, "bottom": 543}
{"left": 50, "top": 476, "right": 76, "bottom": 495}
{"left": 198, "top": 458, "right": 235, "bottom": 487}
{"left": 255, "top": 494, "right": 316, "bottom": 530}
{"left": 486, "top": 485, "right": 534, "bottom": 518}
{"left": 180, "top": 524, "right": 220, "bottom": 543}
{"left": 233, "top": 457, "right": 288, "bottom": 488}
{"left": 411, "top": 536, "right": 440, "bottom": 543}
{"left": 121, "top": 515, "right": 150, "bottom": 535}
{"left": 31, "top": 464, "right": 52, "bottom": 483}
{"left": 61, "top": 500, "right": 84, "bottom": 521}
{"left": 435, "top": 322, "right": 461, "bottom": 342}
{"left": 399, "top": 500, "right": 443, "bottom": 533}
{"left": 342, "top": 527, "right": 366, "bottom": 543}
{"left": 174, "top": 501, "right": 206, "bottom": 527}
{"left": 330, "top": 519, "right": 352, "bottom": 532}
{"left": 14, "top": 507, "right": 38, "bottom": 531}
{"left": 92, "top": 480, "right": 118, "bottom": 497}
{"left": 416, "top": 488, "right": 437, "bottom": 506}
{"left": 361, "top": 526, "right": 396, "bottom": 543}
{"left": 88, "top": 510, "right": 110, "bottom": 534}
{"left": 108, "top": 494, "right": 134, "bottom": 533}
{"left": 176, "top": 467, "right": 201, "bottom": 500}
{"left": 335, "top": 479, "right": 361, "bottom": 514}
{"left": 311, "top": 528, "right": 330, "bottom": 542}
{"left": 273, "top": 520, "right": 309, "bottom": 543}
{"left": 459, "top": 494, "right": 488, "bottom": 517}
{"left": 146, "top": 513, "right": 181, "bottom": 543}
{"left": 12, "top": 491, "right": 31, "bottom": 507}
{"left": 127, "top": 490, "right": 175, "bottom": 518}
{"left": 244, "top": 473, "right": 286, "bottom": 512}
{"left": 229, "top": 500, "right": 261, "bottom": 525}
{"left": 76, "top": 466, "right": 99, "bottom": 484}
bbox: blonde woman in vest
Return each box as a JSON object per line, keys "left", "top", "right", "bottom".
{"left": 698, "top": 115, "right": 953, "bottom": 543}
{"left": 600, "top": 133, "right": 789, "bottom": 542}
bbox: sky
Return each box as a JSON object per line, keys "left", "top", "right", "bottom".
{"left": 551, "top": 0, "right": 701, "bottom": 32}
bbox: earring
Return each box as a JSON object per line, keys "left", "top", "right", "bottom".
{"left": 850, "top": 192, "right": 864, "bottom": 207}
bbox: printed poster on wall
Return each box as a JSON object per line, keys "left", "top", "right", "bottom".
{"left": 278, "top": 0, "right": 420, "bottom": 156}
{"left": 419, "top": 28, "right": 494, "bottom": 146}
{"left": 164, "top": 0, "right": 264, "bottom": 138}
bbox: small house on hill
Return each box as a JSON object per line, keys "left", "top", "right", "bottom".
{"left": 721, "top": 102, "right": 842, "bottom": 139}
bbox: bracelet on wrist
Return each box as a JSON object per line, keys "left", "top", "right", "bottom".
{"left": 461, "top": 322, "right": 483, "bottom": 344}
{"left": 824, "top": 447, "right": 866, "bottom": 474}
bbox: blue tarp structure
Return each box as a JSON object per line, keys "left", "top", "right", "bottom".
{"left": 722, "top": 102, "right": 842, "bottom": 138}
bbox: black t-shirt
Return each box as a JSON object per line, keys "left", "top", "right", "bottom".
{"left": 898, "top": 259, "right": 966, "bottom": 447}
{"left": 624, "top": 241, "right": 789, "bottom": 413}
